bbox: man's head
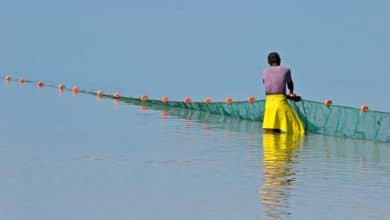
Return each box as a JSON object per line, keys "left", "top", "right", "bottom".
{"left": 267, "top": 52, "right": 281, "bottom": 66}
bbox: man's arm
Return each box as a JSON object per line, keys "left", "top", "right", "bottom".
{"left": 286, "top": 69, "right": 294, "bottom": 94}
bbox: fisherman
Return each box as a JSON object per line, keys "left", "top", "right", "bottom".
{"left": 262, "top": 52, "right": 305, "bottom": 134}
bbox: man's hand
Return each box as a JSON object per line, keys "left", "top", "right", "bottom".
{"left": 288, "top": 92, "right": 296, "bottom": 97}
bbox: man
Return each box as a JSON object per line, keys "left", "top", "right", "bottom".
{"left": 262, "top": 52, "right": 305, "bottom": 134}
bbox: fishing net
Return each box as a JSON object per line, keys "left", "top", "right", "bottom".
{"left": 114, "top": 93, "right": 390, "bottom": 142}
{"left": 3, "top": 76, "right": 390, "bottom": 142}
{"left": 291, "top": 100, "right": 390, "bottom": 142}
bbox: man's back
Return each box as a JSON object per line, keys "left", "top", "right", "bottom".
{"left": 262, "top": 66, "right": 292, "bottom": 95}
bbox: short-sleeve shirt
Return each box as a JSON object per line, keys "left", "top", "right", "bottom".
{"left": 262, "top": 66, "right": 292, "bottom": 95}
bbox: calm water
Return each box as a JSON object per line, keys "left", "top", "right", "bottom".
{"left": 1, "top": 82, "right": 390, "bottom": 220}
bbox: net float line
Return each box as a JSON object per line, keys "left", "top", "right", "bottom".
{"left": 2, "top": 75, "right": 389, "bottom": 142}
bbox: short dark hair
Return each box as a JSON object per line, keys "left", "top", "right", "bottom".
{"left": 267, "top": 52, "right": 281, "bottom": 65}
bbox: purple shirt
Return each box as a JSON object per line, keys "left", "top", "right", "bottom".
{"left": 262, "top": 66, "right": 294, "bottom": 95}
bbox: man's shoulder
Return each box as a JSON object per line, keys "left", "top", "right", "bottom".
{"left": 280, "top": 66, "right": 291, "bottom": 72}
{"left": 262, "top": 68, "right": 270, "bottom": 75}
{"left": 262, "top": 66, "right": 291, "bottom": 75}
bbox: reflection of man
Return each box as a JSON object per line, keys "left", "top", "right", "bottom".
{"left": 261, "top": 133, "right": 304, "bottom": 220}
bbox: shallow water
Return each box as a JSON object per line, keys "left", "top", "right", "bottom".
{"left": 1, "top": 82, "right": 390, "bottom": 220}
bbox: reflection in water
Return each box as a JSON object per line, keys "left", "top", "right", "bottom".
{"left": 160, "top": 110, "right": 168, "bottom": 119}
{"left": 261, "top": 133, "right": 304, "bottom": 220}
{"left": 119, "top": 96, "right": 264, "bottom": 134}
{"left": 140, "top": 105, "right": 148, "bottom": 112}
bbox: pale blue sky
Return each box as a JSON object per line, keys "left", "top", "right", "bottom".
{"left": 1, "top": 0, "right": 390, "bottom": 111}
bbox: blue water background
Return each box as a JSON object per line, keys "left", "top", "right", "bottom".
{"left": 1, "top": 81, "right": 390, "bottom": 220}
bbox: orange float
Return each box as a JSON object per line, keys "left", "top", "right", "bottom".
{"left": 58, "top": 84, "right": 65, "bottom": 91}
{"left": 19, "top": 78, "right": 25, "bottom": 84}
{"left": 96, "top": 90, "right": 104, "bottom": 97}
{"left": 324, "top": 99, "right": 332, "bottom": 107}
{"left": 360, "top": 105, "right": 368, "bottom": 112}
{"left": 183, "top": 97, "right": 191, "bottom": 104}
{"left": 224, "top": 97, "right": 233, "bottom": 104}
{"left": 161, "top": 96, "right": 169, "bottom": 104}
{"left": 247, "top": 96, "right": 255, "bottom": 104}
{"left": 72, "top": 86, "right": 79, "bottom": 94}
{"left": 140, "top": 95, "right": 148, "bottom": 101}
{"left": 113, "top": 91, "right": 121, "bottom": 99}
{"left": 204, "top": 97, "right": 211, "bottom": 104}
{"left": 37, "top": 81, "right": 44, "bottom": 88}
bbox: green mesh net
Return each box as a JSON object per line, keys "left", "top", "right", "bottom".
{"left": 4, "top": 77, "right": 390, "bottom": 142}
{"left": 98, "top": 90, "right": 389, "bottom": 142}
{"left": 45, "top": 83, "right": 390, "bottom": 142}
{"left": 291, "top": 100, "right": 390, "bottom": 142}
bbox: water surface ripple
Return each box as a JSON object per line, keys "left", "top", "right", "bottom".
{"left": 0, "top": 84, "right": 389, "bottom": 220}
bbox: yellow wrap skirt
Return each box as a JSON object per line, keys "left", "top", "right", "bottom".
{"left": 262, "top": 94, "right": 305, "bottom": 134}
